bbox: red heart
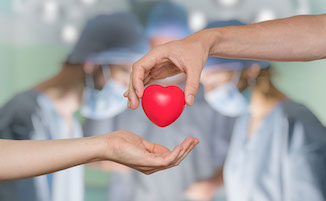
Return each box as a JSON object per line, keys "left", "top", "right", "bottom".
{"left": 141, "top": 84, "right": 186, "bottom": 127}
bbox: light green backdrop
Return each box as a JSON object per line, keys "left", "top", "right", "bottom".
{"left": 0, "top": 43, "right": 68, "bottom": 104}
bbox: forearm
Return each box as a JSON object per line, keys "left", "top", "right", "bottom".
{"left": 204, "top": 14, "right": 326, "bottom": 62}
{"left": 0, "top": 137, "right": 104, "bottom": 181}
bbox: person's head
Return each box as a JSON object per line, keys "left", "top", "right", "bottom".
{"left": 201, "top": 56, "right": 252, "bottom": 117}
{"left": 64, "top": 13, "right": 149, "bottom": 119}
{"left": 145, "top": 2, "right": 190, "bottom": 86}
{"left": 200, "top": 20, "right": 273, "bottom": 117}
{"left": 65, "top": 13, "right": 148, "bottom": 89}
{"left": 201, "top": 20, "right": 247, "bottom": 92}
{"left": 238, "top": 62, "right": 275, "bottom": 97}
{"left": 145, "top": 2, "right": 191, "bottom": 48}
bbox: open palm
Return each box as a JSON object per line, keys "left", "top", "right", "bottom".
{"left": 104, "top": 129, "right": 199, "bottom": 175}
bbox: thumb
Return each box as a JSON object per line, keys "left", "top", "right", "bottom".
{"left": 184, "top": 68, "right": 201, "bottom": 106}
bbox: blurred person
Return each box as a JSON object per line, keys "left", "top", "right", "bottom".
{"left": 188, "top": 55, "right": 326, "bottom": 201}
{"left": 185, "top": 20, "right": 249, "bottom": 201}
{"left": 185, "top": 61, "right": 246, "bottom": 201}
{"left": 145, "top": 2, "right": 191, "bottom": 47}
{"left": 124, "top": 5, "right": 219, "bottom": 201}
{"left": 84, "top": 4, "right": 232, "bottom": 201}
{"left": 0, "top": 13, "right": 199, "bottom": 201}
{"left": 80, "top": 11, "right": 150, "bottom": 201}
{"left": 186, "top": 20, "right": 326, "bottom": 201}
{"left": 221, "top": 63, "right": 326, "bottom": 201}
{"left": 146, "top": 1, "right": 191, "bottom": 87}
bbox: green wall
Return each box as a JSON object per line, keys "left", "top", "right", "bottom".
{"left": 0, "top": 43, "right": 69, "bottom": 105}
{"left": 273, "top": 61, "right": 326, "bottom": 125}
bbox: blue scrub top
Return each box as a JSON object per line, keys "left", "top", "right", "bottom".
{"left": 224, "top": 100, "right": 326, "bottom": 201}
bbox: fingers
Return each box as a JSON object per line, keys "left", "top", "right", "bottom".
{"left": 163, "top": 145, "right": 183, "bottom": 165}
{"left": 132, "top": 50, "right": 159, "bottom": 99}
{"left": 141, "top": 138, "right": 199, "bottom": 175}
{"left": 127, "top": 74, "right": 140, "bottom": 109}
{"left": 172, "top": 137, "right": 194, "bottom": 162}
{"left": 128, "top": 51, "right": 157, "bottom": 109}
{"left": 143, "top": 75, "right": 152, "bottom": 86}
{"left": 142, "top": 139, "right": 182, "bottom": 166}
{"left": 132, "top": 138, "right": 198, "bottom": 175}
{"left": 184, "top": 68, "right": 202, "bottom": 106}
{"left": 142, "top": 137, "right": 195, "bottom": 167}
{"left": 142, "top": 138, "right": 156, "bottom": 152}
{"left": 123, "top": 90, "right": 128, "bottom": 97}
{"left": 174, "top": 137, "right": 199, "bottom": 165}
{"left": 132, "top": 62, "right": 145, "bottom": 99}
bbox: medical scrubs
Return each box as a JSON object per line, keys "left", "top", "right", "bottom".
{"left": 224, "top": 100, "right": 326, "bottom": 201}
{"left": 84, "top": 85, "right": 236, "bottom": 201}
{"left": 0, "top": 90, "right": 84, "bottom": 201}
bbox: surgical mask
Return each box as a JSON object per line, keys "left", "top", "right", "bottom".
{"left": 81, "top": 67, "right": 128, "bottom": 120}
{"left": 204, "top": 72, "right": 248, "bottom": 117}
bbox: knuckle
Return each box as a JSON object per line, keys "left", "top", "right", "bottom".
{"left": 132, "top": 62, "right": 140, "bottom": 70}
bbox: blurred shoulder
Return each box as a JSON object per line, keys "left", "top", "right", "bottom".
{"left": 279, "top": 100, "right": 326, "bottom": 154}
{"left": 0, "top": 90, "right": 41, "bottom": 139}
{"left": 280, "top": 100, "right": 324, "bottom": 129}
{"left": 0, "top": 90, "right": 40, "bottom": 118}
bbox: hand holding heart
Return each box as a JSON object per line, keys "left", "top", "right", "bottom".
{"left": 124, "top": 34, "right": 210, "bottom": 110}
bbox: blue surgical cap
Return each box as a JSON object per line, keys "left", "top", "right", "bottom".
{"left": 66, "top": 13, "right": 150, "bottom": 65}
{"left": 204, "top": 20, "right": 270, "bottom": 70}
{"left": 145, "top": 2, "right": 191, "bottom": 39}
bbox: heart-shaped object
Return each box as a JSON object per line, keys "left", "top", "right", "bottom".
{"left": 141, "top": 84, "right": 186, "bottom": 127}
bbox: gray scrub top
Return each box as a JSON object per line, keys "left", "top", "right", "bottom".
{"left": 0, "top": 90, "right": 84, "bottom": 201}
{"left": 224, "top": 100, "right": 326, "bottom": 201}
{"left": 84, "top": 84, "right": 236, "bottom": 201}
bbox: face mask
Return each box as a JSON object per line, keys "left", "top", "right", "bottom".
{"left": 81, "top": 68, "right": 128, "bottom": 120}
{"left": 204, "top": 72, "right": 248, "bottom": 117}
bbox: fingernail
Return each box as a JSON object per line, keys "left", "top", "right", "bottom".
{"left": 187, "top": 95, "right": 195, "bottom": 106}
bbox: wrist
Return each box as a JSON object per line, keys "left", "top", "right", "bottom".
{"left": 199, "top": 28, "right": 223, "bottom": 57}
{"left": 87, "top": 134, "right": 113, "bottom": 162}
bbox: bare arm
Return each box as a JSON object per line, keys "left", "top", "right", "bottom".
{"left": 0, "top": 137, "right": 99, "bottom": 180}
{"left": 126, "top": 14, "right": 326, "bottom": 109}
{"left": 208, "top": 14, "right": 326, "bottom": 61}
{"left": 0, "top": 130, "right": 198, "bottom": 181}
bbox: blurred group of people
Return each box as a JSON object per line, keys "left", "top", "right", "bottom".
{"left": 0, "top": 2, "right": 325, "bottom": 201}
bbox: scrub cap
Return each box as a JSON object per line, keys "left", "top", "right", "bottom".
{"left": 66, "top": 13, "right": 150, "bottom": 65}
{"left": 145, "top": 2, "right": 191, "bottom": 39}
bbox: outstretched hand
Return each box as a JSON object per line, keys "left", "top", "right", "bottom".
{"left": 124, "top": 31, "right": 212, "bottom": 110}
{"left": 100, "top": 129, "right": 199, "bottom": 175}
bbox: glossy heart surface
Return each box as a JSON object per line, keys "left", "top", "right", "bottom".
{"left": 141, "top": 84, "right": 185, "bottom": 127}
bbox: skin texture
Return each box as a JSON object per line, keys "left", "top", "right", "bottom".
{"left": 0, "top": 130, "right": 199, "bottom": 181}
{"left": 125, "top": 14, "right": 326, "bottom": 110}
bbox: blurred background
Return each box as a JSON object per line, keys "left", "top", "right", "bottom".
{"left": 0, "top": 0, "right": 326, "bottom": 201}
